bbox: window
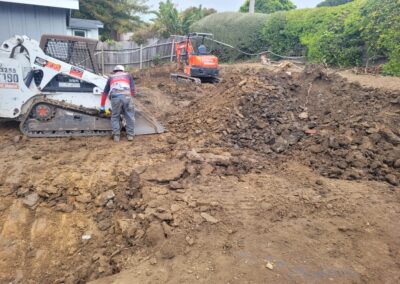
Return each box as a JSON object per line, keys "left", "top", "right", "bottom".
{"left": 74, "top": 30, "right": 86, "bottom": 37}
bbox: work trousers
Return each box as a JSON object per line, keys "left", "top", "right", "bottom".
{"left": 110, "top": 95, "right": 135, "bottom": 136}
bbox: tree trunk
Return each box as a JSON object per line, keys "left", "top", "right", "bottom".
{"left": 249, "top": 0, "right": 255, "bottom": 13}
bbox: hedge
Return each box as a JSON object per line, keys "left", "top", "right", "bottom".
{"left": 190, "top": 0, "right": 400, "bottom": 76}
{"left": 190, "top": 12, "right": 269, "bottom": 61}
{"left": 262, "top": 0, "right": 400, "bottom": 75}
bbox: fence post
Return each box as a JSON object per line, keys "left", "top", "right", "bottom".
{"left": 101, "top": 44, "right": 105, "bottom": 75}
{"left": 170, "top": 39, "right": 175, "bottom": 62}
{"left": 139, "top": 44, "right": 143, "bottom": 69}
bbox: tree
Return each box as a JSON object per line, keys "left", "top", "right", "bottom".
{"left": 152, "top": 1, "right": 217, "bottom": 38}
{"left": 72, "top": 0, "right": 149, "bottom": 40}
{"left": 240, "top": 0, "right": 296, "bottom": 14}
{"left": 317, "top": 0, "right": 353, "bottom": 7}
{"left": 181, "top": 6, "right": 217, "bottom": 34}
{"left": 152, "top": 0, "right": 181, "bottom": 38}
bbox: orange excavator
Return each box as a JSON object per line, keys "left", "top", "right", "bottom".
{"left": 171, "top": 33, "right": 220, "bottom": 84}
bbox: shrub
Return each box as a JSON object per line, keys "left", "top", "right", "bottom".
{"left": 262, "top": 0, "right": 400, "bottom": 75}
{"left": 190, "top": 12, "right": 269, "bottom": 61}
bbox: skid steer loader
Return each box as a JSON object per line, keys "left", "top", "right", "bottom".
{"left": 0, "top": 35, "right": 164, "bottom": 137}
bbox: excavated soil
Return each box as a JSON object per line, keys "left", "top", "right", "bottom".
{"left": 0, "top": 64, "right": 399, "bottom": 284}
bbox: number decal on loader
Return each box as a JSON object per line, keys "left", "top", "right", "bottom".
{"left": 0, "top": 64, "right": 19, "bottom": 89}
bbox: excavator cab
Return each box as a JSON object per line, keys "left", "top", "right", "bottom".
{"left": 172, "top": 33, "right": 220, "bottom": 84}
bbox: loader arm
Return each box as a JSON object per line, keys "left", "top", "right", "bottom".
{"left": 3, "top": 35, "right": 107, "bottom": 93}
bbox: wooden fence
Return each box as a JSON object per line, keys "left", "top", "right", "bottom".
{"left": 95, "top": 38, "right": 177, "bottom": 74}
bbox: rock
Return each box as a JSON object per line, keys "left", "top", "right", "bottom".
{"left": 161, "top": 222, "right": 173, "bottom": 237}
{"left": 156, "top": 187, "right": 168, "bottom": 195}
{"left": 200, "top": 163, "right": 214, "bottom": 176}
{"left": 160, "top": 241, "right": 176, "bottom": 259}
{"left": 76, "top": 193, "right": 92, "bottom": 203}
{"left": 13, "top": 135, "right": 21, "bottom": 143}
{"left": 149, "top": 258, "right": 157, "bottom": 265}
{"left": 185, "top": 235, "right": 195, "bottom": 246}
{"left": 394, "top": 159, "right": 400, "bottom": 169}
{"left": 37, "top": 186, "right": 58, "bottom": 197}
{"left": 55, "top": 203, "right": 74, "bottom": 213}
{"left": 16, "top": 187, "right": 29, "bottom": 197}
{"left": 142, "top": 160, "right": 186, "bottom": 183}
{"left": 97, "top": 219, "right": 112, "bottom": 231}
{"left": 328, "top": 137, "right": 340, "bottom": 149}
{"left": 153, "top": 211, "right": 173, "bottom": 221}
{"left": 166, "top": 136, "right": 178, "bottom": 144}
{"left": 309, "top": 145, "right": 324, "bottom": 154}
{"left": 105, "top": 200, "right": 114, "bottom": 209}
{"left": 266, "top": 262, "right": 274, "bottom": 270}
{"left": 128, "top": 170, "right": 141, "bottom": 190}
{"left": 169, "top": 181, "right": 185, "bottom": 190}
{"left": 271, "top": 137, "right": 288, "bottom": 153}
{"left": 200, "top": 212, "right": 219, "bottom": 224}
{"left": 298, "top": 112, "right": 309, "bottom": 120}
{"left": 186, "top": 149, "right": 204, "bottom": 163}
{"left": 305, "top": 129, "right": 318, "bottom": 135}
{"left": 81, "top": 234, "right": 92, "bottom": 241}
{"left": 95, "top": 190, "right": 115, "bottom": 207}
{"left": 23, "top": 193, "right": 39, "bottom": 208}
{"left": 385, "top": 174, "right": 398, "bottom": 186}
{"left": 202, "top": 153, "right": 232, "bottom": 166}
{"left": 255, "top": 120, "right": 268, "bottom": 129}
{"left": 32, "top": 155, "right": 41, "bottom": 160}
{"left": 238, "top": 79, "right": 247, "bottom": 87}
{"left": 117, "top": 219, "right": 138, "bottom": 238}
{"left": 146, "top": 222, "right": 165, "bottom": 246}
{"left": 170, "top": 204, "right": 181, "bottom": 213}
{"left": 315, "top": 179, "right": 324, "bottom": 186}
{"left": 379, "top": 128, "right": 400, "bottom": 145}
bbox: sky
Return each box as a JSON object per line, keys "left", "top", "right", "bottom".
{"left": 146, "top": 0, "right": 322, "bottom": 12}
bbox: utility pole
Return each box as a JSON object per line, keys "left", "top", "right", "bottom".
{"left": 249, "top": 0, "right": 255, "bottom": 13}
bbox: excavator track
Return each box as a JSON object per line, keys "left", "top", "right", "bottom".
{"left": 20, "top": 98, "right": 165, "bottom": 138}
{"left": 170, "top": 73, "right": 202, "bottom": 85}
{"left": 170, "top": 73, "right": 221, "bottom": 84}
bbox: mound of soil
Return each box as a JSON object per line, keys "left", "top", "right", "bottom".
{"left": 220, "top": 67, "right": 400, "bottom": 185}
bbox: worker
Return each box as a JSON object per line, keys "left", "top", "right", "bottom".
{"left": 198, "top": 44, "right": 207, "bottom": 55}
{"left": 100, "top": 65, "right": 135, "bottom": 142}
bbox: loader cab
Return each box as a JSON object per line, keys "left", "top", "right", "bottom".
{"left": 35, "top": 35, "right": 101, "bottom": 93}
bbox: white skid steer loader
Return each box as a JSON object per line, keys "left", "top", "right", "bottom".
{"left": 0, "top": 35, "right": 164, "bottom": 137}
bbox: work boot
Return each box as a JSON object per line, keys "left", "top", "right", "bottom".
{"left": 113, "top": 135, "right": 120, "bottom": 142}
{"left": 127, "top": 135, "right": 134, "bottom": 141}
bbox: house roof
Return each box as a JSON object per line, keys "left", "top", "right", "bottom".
{"left": 0, "top": 0, "right": 79, "bottom": 9}
{"left": 69, "top": 18, "right": 104, "bottom": 30}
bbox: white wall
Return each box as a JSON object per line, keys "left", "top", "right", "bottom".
{"left": 0, "top": 2, "right": 68, "bottom": 42}
{"left": 67, "top": 28, "right": 100, "bottom": 40}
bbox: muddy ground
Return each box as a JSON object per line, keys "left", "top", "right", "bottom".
{"left": 0, "top": 64, "right": 399, "bottom": 284}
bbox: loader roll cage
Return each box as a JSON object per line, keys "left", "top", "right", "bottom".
{"left": 39, "top": 34, "right": 99, "bottom": 74}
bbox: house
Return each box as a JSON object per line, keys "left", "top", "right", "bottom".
{"left": 0, "top": 0, "right": 103, "bottom": 42}
{"left": 67, "top": 18, "right": 104, "bottom": 40}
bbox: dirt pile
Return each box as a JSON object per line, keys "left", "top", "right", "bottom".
{"left": 0, "top": 134, "right": 255, "bottom": 283}
{"left": 220, "top": 67, "right": 400, "bottom": 185}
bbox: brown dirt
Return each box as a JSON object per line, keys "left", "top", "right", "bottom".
{"left": 0, "top": 64, "right": 399, "bottom": 284}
